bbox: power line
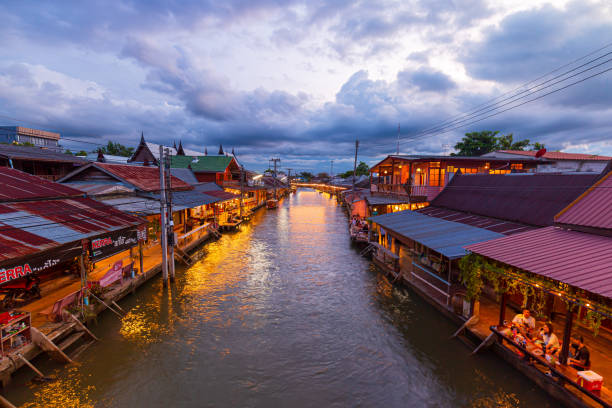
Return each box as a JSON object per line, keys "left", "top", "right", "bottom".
{"left": 403, "top": 55, "right": 612, "bottom": 142}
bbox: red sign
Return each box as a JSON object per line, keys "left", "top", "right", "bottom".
{"left": 0, "top": 264, "right": 33, "bottom": 285}
{"left": 92, "top": 237, "right": 113, "bottom": 250}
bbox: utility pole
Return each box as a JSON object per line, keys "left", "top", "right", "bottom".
{"left": 165, "top": 148, "right": 175, "bottom": 282}
{"left": 330, "top": 160, "right": 334, "bottom": 184}
{"left": 159, "top": 146, "right": 169, "bottom": 287}
{"left": 239, "top": 165, "right": 245, "bottom": 219}
{"left": 352, "top": 140, "right": 359, "bottom": 193}
{"left": 397, "top": 123, "right": 400, "bottom": 155}
{"left": 270, "top": 158, "right": 281, "bottom": 199}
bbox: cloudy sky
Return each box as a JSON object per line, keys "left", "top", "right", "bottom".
{"left": 1, "top": 0, "right": 611, "bottom": 172}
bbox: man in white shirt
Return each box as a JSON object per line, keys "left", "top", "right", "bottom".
{"left": 512, "top": 309, "right": 536, "bottom": 336}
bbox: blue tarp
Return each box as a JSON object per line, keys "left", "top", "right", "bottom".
{"left": 369, "top": 210, "right": 504, "bottom": 259}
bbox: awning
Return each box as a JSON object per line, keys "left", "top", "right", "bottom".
{"left": 0, "top": 197, "right": 144, "bottom": 277}
{"left": 465, "top": 226, "right": 612, "bottom": 298}
{"left": 369, "top": 210, "right": 504, "bottom": 259}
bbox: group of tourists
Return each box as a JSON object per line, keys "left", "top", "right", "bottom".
{"left": 510, "top": 309, "right": 591, "bottom": 370}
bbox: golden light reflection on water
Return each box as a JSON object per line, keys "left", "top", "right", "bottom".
{"left": 21, "top": 367, "right": 95, "bottom": 408}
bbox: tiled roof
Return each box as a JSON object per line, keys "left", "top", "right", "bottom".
{"left": 0, "top": 167, "right": 82, "bottom": 201}
{"left": 496, "top": 150, "right": 612, "bottom": 161}
{"left": 369, "top": 210, "right": 504, "bottom": 259}
{"left": 430, "top": 173, "right": 599, "bottom": 227}
{"left": 171, "top": 155, "right": 235, "bottom": 173}
{"left": 466, "top": 227, "right": 612, "bottom": 298}
{"left": 555, "top": 170, "right": 612, "bottom": 230}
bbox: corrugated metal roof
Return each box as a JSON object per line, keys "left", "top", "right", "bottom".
{"left": 0, "top": 167, "right": 82, "bottom": 201}
{"left": 430, "top": 173, "right": 599, "bottom": 227}
{"left": 193, "top": 182, "right": 223, "bottom": 192}
{"left": 202, "top": 190, "right": 239, "bottom": 201}
{"left": 99, "top": 196, "right": 161, "bottom": 215}
{"left": 555, "top": 171, "right": 612, "bottom": 230}
{"left": 0, "top": 196, "right": 143, "bottom": 262}
{"left": 63, "top": 182, "right": 134, "bottom": 196}
{"left": 170, "top": 168, "right": 198, "bottom": 185}
{"left": 365, "top": 193, "right": 411, "bottom": 206}
{"left": 465, "top": 227, "right": 612, "bottom": 298}
{"left": 369, "top": 210, "right": 504, "bottom": 259}
{"left": 63, "top": 162, "right": 192, "bottom": 192}
{"left": 496, "top": 150, "right": 612, "bottom": 161}
{"left": 0, "top": 144, "right": 88, "bottom": 163}
{"left": 417, "top": 206, "right": 535, "bottom": 235}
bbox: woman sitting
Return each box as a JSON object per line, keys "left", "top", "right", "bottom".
{"left": 539, "top": 323, "right": 560, "bottom": 356}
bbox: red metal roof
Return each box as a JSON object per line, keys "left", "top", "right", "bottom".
{"left": 203, "top": 190, "right": 239, "bottom": 201}
{"left": 417, "top": 206, "right": 534, "bottom": 235}
{"left": 0, "top": 167, "right": 143, "bottom": 263}
{"left": 555, "top": 170, "right": 612, "bottom": 230}
{"left": 95, "top": 163, "right": 191, "bottom": 192}
{"left": 465, "top": 227, "right": 612, "bottom": 298}
{"left": 430, "top": 173, "right": 599, "bottom": 227}
{"left": 97, "top": 163, "right": 191, "bottom": 191}
{"left": 497, "top": 150, "right": 612, "bottom": 161}
{"left": 0, "top": 167, "right": 82, "bottom": 201}
{"left": 0, "top": 196, "right": 143, "bottom": 262}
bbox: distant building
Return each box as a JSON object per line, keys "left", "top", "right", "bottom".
{"left": 0, "top": 126, "right": 61, "bottom": 151}
{"left": 482, "top": 150, "right": 612, "bottom": 173}
{"left": 0, "top": 143, "right": 87, "bottom": 181}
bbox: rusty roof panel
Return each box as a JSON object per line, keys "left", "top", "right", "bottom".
{"left": 496, "top": 150, "right": 612, "bottom": 161}
{"left": 0, "top": 169, "right": 143, "bottom": 262}
{"left": 0, "top": 167, "right": 82, "bottom": 201}
{"left": 430, "top": 173, "right": 599, "bottom": 227}
{"left": 94, "top": 163, "right": 191, "bottom": 192}
{"left": 555, "top": 171, "right": 612, "bottom": 230}
{"left": 0, "top": 197, "right": 143, "bottom": 262}
{"left": 466, "top": 227, "right": 612, "bottom": 298}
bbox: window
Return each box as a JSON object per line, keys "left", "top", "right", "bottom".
{"left": 428, "top": 168, "right": 445, "bottom": 186}
{"left": 489, "top": 169, "right": 510, "bottom": 175}
{"left": 511, "top": 163, "right": 523, "bottom": 170}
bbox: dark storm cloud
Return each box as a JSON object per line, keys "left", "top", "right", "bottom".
{"left": 1, "top": 0, "right": 611, "bottom": 172}
{"left": 463, "top": 2, "right": 612, "bottom": 83}
{"left": 397, "top": 68, "right": 456, "bottom": 92}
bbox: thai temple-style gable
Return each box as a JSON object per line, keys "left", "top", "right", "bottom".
{"left": 127, "top": 132, "right": 205, "bottom": 164}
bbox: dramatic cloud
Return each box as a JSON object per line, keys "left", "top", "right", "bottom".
{"left": 1, "top": 0, "right": 611, "bottom": 172}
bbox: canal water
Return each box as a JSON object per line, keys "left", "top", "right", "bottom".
{"left": 7, "top": 189, "right": 553, "bottom": 407}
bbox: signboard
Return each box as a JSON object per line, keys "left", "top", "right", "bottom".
{"left": 90, "top": 229, "right": 139, "bottom": 261}
{"left": 0, "top": 244, "right": 81, "bottom": 286}
{"left": 137, "top": 225, "right": 147, "bottom": 243}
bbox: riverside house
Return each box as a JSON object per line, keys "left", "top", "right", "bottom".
{"left": 368, "top": 154, "right": 540, "bottom": 215}
{"left": 368, "top": 167, "right": 612, "bottom": 407}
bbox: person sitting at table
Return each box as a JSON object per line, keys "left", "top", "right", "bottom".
{"left": 539, "top": 323, "right": 560, "bottom": 356}
{"left": 512, "top": 309, "right": 536, "bottom": 337}
{"left": 569, "top": 335, "right": 591, "bottom": 370}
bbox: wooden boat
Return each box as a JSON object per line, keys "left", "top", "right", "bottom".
{"left": 266, "top": 199, "right": 279, "bottom": 209}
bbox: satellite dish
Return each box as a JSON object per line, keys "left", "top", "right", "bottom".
{"left": 535, "top": 148, "right": 547, "bottom": 158}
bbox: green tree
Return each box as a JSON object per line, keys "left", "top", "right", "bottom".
{"left": 64, "top": 149, "right": 73, "bottom": 155}
{"left": 452, "top": 131, "right": 500, "bottom": 156}
{"left": 453, "top": 131, "right": 542, "bottom": 156}
{"left": 355, "top": 161, "right": 369, "bottom": 176}
{"left": 496, "top": 133, "right": 530, "bottom": 151}
{"left": 299, "top": 171, "right": 314, "bottom": 181}
{"left": 98, "top": 141, "right": 134, "bottom": 157}
{"left": 531, "top": 142, "right": 546, "bottom": 151}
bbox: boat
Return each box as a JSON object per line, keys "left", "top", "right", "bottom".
{"left": 266, "top": 199, "right": 279, "bottom": 209}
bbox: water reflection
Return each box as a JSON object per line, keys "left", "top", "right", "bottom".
{"left": 10, "top": 189, "right": 552, "bottom": 408}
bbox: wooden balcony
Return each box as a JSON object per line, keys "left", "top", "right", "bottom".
{"left": 371, "top": 183, "right": 444, "bottom": 202}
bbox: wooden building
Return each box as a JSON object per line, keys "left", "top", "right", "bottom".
{"left": 0, "top": 144, "right": 87, "bottom": 181}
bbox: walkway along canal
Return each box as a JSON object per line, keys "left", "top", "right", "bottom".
{"left": 6, "top": 189, "right": 553, "bottom": 407}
